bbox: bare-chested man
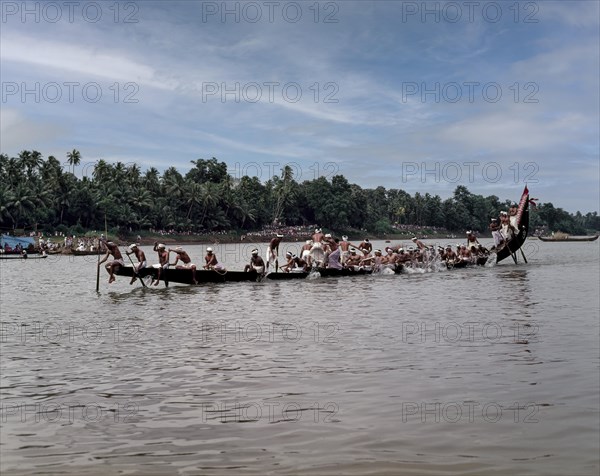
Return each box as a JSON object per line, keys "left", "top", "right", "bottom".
{"left": 312, "top": 228, "right": 324, "bottom": 244}
{"left": 125, "top": 243, "right": 146, "bottom": 285}
{"left": 170, "top": 246, "right": 197, "bottom": 284}
{"left": 411, "top": 237, "right": 428, "bottom": 251}
{"left": 267, "top": 234, "right": 283, "bottom": 270}
{"left": 466, "top": 231, "right": 479, "bottom": 251}
{"left": 323, "top": 233, "right": 338, "bottom": 252}
{"left": 301, "top": 240, "right": 313, "bottom": 265}
{"left": 244, "top": 249, "right": 265, "bottom": 274}
{"left": 339, "top": 235, "right": 352, "bottom": 264}
{"left": 280, "top": 251, "right": 295, "bottom": 272}
{"left": 444, "top": 245, "right": 457, "bottom": 262}
{"left": 458, "top": 245, "right": 472, "bottom": 261}
{"left": 153, "top": 242, "right": 169, "bottom": 286}
{"left": 98, "top": 241, "right": 124, "bottom": 284}
{"left": 345, "top": 249, "right": 362, "bottom": 269}
{"left": 203, "top": 247, "right": 225, "bottom": 271}
{"left": 358, "top": 238, "right": 372, "bottom": 253}
{"left": 361, "top": 249, "right": 384, "bottom": 270}
{"left": 396, "top": 248, "right": 410, "bottom": 264}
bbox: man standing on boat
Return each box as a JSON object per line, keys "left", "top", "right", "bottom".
{"left": 466, "top": 231, "right": 480, "bottom": 251}
{"left": 500, "top": 211, "right": 516, "bottom": 243}
{"left": 244, "top": 249, "right": 265, "bottom": 275}
{"left": 152, "top": 242, "right": 170, "bottom": 286}
{"left": 301, "top": 240, "right": 313, "bottom": 265}
{"left": 169, "top": 246, "right": 198, "bottom": 284}
{"left": 98, "top": 241, "right": 124, "bottom": 284}
{"left": 126, "top": 244, "right": 147, "bottom": 285}
{"left": 509, "top": 203, "right": 519, "bottom": 228}
{"left": 312, "top": 228, "right": 324, "bottom": 244}
{"left": 339, "top": 236, "right": 352, "bottom": 264}
{"left": 490, "top": 218, "right": 504, "bottom": 249}
{"left": 267, "top": 234, "right": 283, "bottom": 270}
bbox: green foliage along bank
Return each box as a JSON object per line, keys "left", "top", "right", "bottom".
{"left": 1, "top": 151, "right": 598, "bottom": 236}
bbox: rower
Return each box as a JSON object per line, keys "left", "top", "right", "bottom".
{"left": 292, "top": 254, "right": 308, "bottom": 272}
{"left": 266, "top": 234, "right": 283, "bottom": 270}
{"left": 411, "top": 236, "right": 427, "bottom": 250}
{"left": 361, "top": 249, "right": 383, "bottom": 270}
{"left": 489, "top": 218, "right": 504, "bottom": 249}
{"left": 444, "top": 244, "right": 457, "bottom": 262}
{"left": 98, "top": 241, "right": 124, "bottom": 284}
{"left": 244, "top": 249, "right": 265, "bottom": 274}
{"left": 327, "top": 242, "right": 343, "bottom": 270}
{"left": 323, "top": 233, "right": 338, "bottom": 252}
{"left": 358, "top": 238, "right": 372, "bottom": 253}
{"left": 309, "top": 237, "right": 326, "bottom": 268}
{"left": 397, "top": 248, "right": 410, "bottom": 264}
{"left": 312, "top": 228, "right": 324, "bottom": 244}
{"left": 339, "top": 235, "right": 351, "bottom": 264}
{"left": 126, "top": 243, "right": 147, "bottom": 285}
{"left": 459, "top": 245, "right": 472, "bottom": 261}
{"left": 280, "top": 251, "right": 295, "bottom": 272}
{"left": 204, "top": 247, "right": 225, "bottom": 271}
{"left": 170, "top": 246, "right": 197, "bottom": 284}
{"left": 345, "top": 248, "right": 362, "bottom": 269}
{"left": 466, "top": 231, "right": 479, "bottom": 252}
{"left": 301, "top": 240, "right": 313, "bottom": 265}
{"left": 152, "top": 242, "right": 170, "bottom": 286}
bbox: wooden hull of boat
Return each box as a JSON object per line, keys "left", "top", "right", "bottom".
{"left": 266, "top": 266, "right": 402, "bottom": 280}
{"left": 538, "top": 235, "right": 598, "bottom": 242}
{"left": 114, "top": 264, "right": 404, "bottom": 285}
{"left": 447, "top": 257, "right": 488, "bottom": 269}
{"left": 71, "top": 249, "right": 104, "bottom": 255}
{"left": 0, "top": 255, "right": 47, "bottom": 260}
{"left": 115, "top": 266, "right": 258, "bottom": 284}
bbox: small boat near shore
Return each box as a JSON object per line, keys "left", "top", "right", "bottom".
{"left": 0, "top": 254, "right": 48, "bottom": 260}
{"left": 538, "top": 235, "right": 598, "bottom": 242}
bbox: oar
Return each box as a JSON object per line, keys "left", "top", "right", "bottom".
{"left": 520, "top": 247, "right": 528, "bottom": 263}
{"left": 95, "top": 250, "right": 101, "bottom": 292}
{"left": 126, "top": 253, "right": 147, "bottom": 288}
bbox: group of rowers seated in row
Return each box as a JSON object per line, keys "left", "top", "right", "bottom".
{"left": 98, "top": 240, "right": 224, "bottom": 285}
{"left": 258, "top": 228, "right": 500, "bottom": 274}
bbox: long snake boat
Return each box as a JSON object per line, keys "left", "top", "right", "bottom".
{"left": 114, "top": 186, "right": 532, "bottom": 285}
{"left": 114, "top": 264, "right": 403, "bottom": 285}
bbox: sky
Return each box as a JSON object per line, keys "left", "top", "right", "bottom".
{"left": 1, "top": 0, "right": 598, "bottom": 213}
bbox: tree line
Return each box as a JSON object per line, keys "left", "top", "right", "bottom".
{"left": 1, "top": 151, "right": 598, "bottom": 236}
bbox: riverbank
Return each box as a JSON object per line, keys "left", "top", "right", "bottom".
{"left": 120, "top": 231, "right": 474, "bottom": 246}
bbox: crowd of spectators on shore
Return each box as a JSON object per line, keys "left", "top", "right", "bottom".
{"left": 391, "top": 223, "right": 449, "bottom": 234}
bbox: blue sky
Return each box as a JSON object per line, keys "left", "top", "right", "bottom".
{"left": 1, "top": 0, "right": 598, "bottom": 212}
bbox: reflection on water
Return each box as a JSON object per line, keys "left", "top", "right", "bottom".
{"left": 0, "top": 241, "right": 599, "bottom": 475}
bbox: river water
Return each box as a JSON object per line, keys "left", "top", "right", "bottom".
{"left": 1, "top": 239, "right": 598, "bottom": 475}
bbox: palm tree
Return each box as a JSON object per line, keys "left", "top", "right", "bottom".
{"left": 7, "top": 183, "right": 36, "bottom": 230}
{"left": 199, "top": 182, "right": 219, "bottom": 227}
{"left": 67, "top": 149, "right": 81, "bottom": 175}
{"left": 183, "top": 181, "right": 204, "bottom": 220}
{"left": 0, "top": 185, "right": 15, "bottom": 226}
